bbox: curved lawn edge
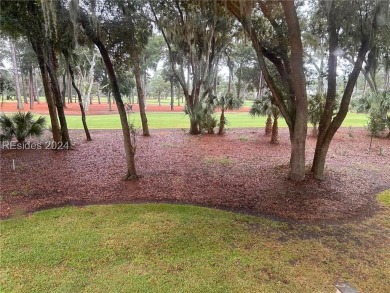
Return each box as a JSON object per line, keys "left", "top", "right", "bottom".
{"left": 1, "top": 202, "right": 389, "bottom": 293}
{"left": 2, "top": 187, "right": 390, "bottom": 224}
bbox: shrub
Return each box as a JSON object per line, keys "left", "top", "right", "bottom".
{"left": 0, "top": 112, "right": 46, "bottom": 143}
{"left": 366, "top": 108, "right": 386, "bottom": 137}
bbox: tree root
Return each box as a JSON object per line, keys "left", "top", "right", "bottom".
{"left": 123, "top": 174, "right": 143, "bottom": 180}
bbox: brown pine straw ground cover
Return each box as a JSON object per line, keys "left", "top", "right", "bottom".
{"left": 1, "top": 127, "right": 389, "bottom": 222}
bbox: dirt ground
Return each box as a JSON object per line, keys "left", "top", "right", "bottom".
{"left": 1, "top": 125, "right": 389, "bottom": 222}
{"left": 0, "top": 100, "right": 251, "bottom": 115}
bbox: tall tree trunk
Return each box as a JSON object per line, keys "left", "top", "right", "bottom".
{"left": 214, "top": 58, "right": 219, "bottom": 94}
{"left": 257, "top": 71, "right": 263, "bottom": 99}
{"left": 77, "top": 73, "right": 83, "bottom": 103}
{"left": 227, "top": 1, "right": 307, "bottom": 181}
{"left": 11, "top": 41, "right": 22, "bottom": 110}
{"left": 170, "top": 78, "right": 174, "bottom": 111}
{"left": 68, "top": 64, "right": 92, "bottom": 141}
{"left": 61, "top": 72, "right": 67, "bottom": 108}
{"left": 237, "top": 61, "right": 242, "bottom": 100}
{"left": 21, "top": 75, "right": 28, "bottom": 104}
{"left": 176, "top": 86, "right": 180, "bottom": 106}
{"left": 227, "top": 57, "right": 233, "bottom": 94}
{"left": 190, "top": 118, "right": 199, "bottom": 134}
{"left": 132, "top": 52, "right": 150, "bottom": 136}
{"left": 67, "top": 68, "right": 72, "bottom": 103}
{"left": 187, "top": 92, "right": 200, "bottom": 135}
{"left": 86, "top": 50, "right": 96, "bottom": 107}
{"left": 108, "top": 92, "right": 112, "bottom": 111}
{"left": 95, "top": 41, "right": 138, "bottom": 179}
{"left": 265, "top": 113, "right": 272, "bottom": 135}
{"left": 97, "top": 86, "right": 101, "bottom": 104}
{"left": 46, "top": 47, "right": 71, "bottom": 145}
{"left": 142, "top": 70, "right": 147, "bottom": 109}
{"left": 218, "top": 106, "right": 225, "bottom": 135}
{"left": 312, "top": 8, "right": 370, "bottom": 179}
{"left": 17, "top": 46, "right": 27, "bottom": 105}
{"left": 317, "top": 48, "right": 325, "bottom": 95}
{"left": 79, "top": 10, "right": 138, "bottom": 179}
{"left": 10, "top": 42, "right": 23, "bottom": 110}
{"left": 362, "top": 78, "right": 367, "bottom": 98}
{"left": 186, "top": 65, "right": 198, "bottom": 133}
{"left": 79, "top": 68, "right": 89, "bottom": 111}
{"left": 28, "top": 66, "right": 34, "bottom": 109}
{"left": 270, "top": 111, "right": 279, "bottom": 144}
{"left": 282, "top": 2, "right": 308, "bottom": 181}
{"left": 34, "top": 68, "right": 40, "bottom": 103}
{"left": 30, "top": 40, "right": 61, "bottom": 142}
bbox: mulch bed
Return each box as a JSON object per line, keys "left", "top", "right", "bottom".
{"left": 1, "top": 127, "right": 389, "bottom": 223}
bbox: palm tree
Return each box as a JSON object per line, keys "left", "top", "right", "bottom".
{"left": 250, "top": 97, "right": 272, "bottom": 136}
{"left": 217, "top": 93, "right": 244, "bottom": 135}
{"left": 0, "top": 112, "right": 46, "bottom": 143}
{"left": 250, "top": 95, "right": 280, "bottom": 144}
{"left": 199, "top": 94, "right": 218, "bottom": 134}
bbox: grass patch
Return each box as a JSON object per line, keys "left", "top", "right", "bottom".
{"left": 377, "top": 189, "right": 390, "bottom": 207}
{"left": 204, "top": 155, "right": 233, "bottom": 166}
{"left": 1, "top": 201, "right": 389, "bottom": 293}
{"left": 52, "top": 112, "right": 368, "bottom": 130}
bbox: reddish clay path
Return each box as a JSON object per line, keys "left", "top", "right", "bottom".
{"left": 0, "top": 101, "right": 251, "bottom": 115}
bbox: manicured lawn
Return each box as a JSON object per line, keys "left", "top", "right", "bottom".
{"left": 64, "top": 112, "right": 368, "bottom": 129}
{"left": 1, "top": 191, "right": 389, "bottom": 292}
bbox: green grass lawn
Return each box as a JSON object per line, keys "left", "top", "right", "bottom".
{"left": 63, "top": 112, "right": 368, "bottom": 130}
{"left": 1, "top": 190, "right": 389, "bottom": 292}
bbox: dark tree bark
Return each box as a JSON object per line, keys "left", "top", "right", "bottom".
{"left": 28, "top": 66, "right": 34, "bottom": 109}
{"left": 97, "top": 86, "right": 101, "bottom": 104}
{"left": 79, "top": 12, "right": 138, "bottom": 179}
{"left": 68, "top": 64, "right": 92, "bottom": 141}
{"left": 281, "top": 1, "right": 308, "bottom": 181}
{"left": 67, "top": 67, "right": 72, "bottom": 103}
{"left": 225, "top": 0, "right": 308, "bottom": 181}
{"left": 265, "top": 114, "right": 272, "bottom": 136}
{"left": 17, "top": 45, "right": 28, "bottom": 106}
{"left": 21, "top": 75, "right": 28, "bottom": 104}
{"left": 236, "top": 61, "right": 242, "bottom": 100}
{"left": 176, "top": 86, "right": 180, "bottom": 106}
{"left": 218, "top": 106, "right": 225, "bottom": 135}
{"left": 10, "top": 41, "right": 22, "bottom": 110}
{"left": 34, "top": 69, "right": 39, "bottom": 103}
{"left": 46, "top": 47, "right": 71, "bottom": 146}
{"left": 61, "top": 72, "right": 67, "bottom": 108}
{"left": 131, "top": 52, "right": 150, "bottom": 136}
{"left": 98, "top": 43, "right": 138, "bottom": 178}
{"left": 270, "top": 111, "right": 278, "bottom": 144}
{"left": 170, "top": 78, "right": 174, "bottom": 111}
{"left": 312, "top": 28, "right": 370, "bottom": 179}
{"left": 227, "top": 56, "right": 233, "bottom": 94}
{"left": 108, "top": 92, "right": 112, "bottom": 111}
{"left": 30, "top": 40, "right": 61, "bottom": 143}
